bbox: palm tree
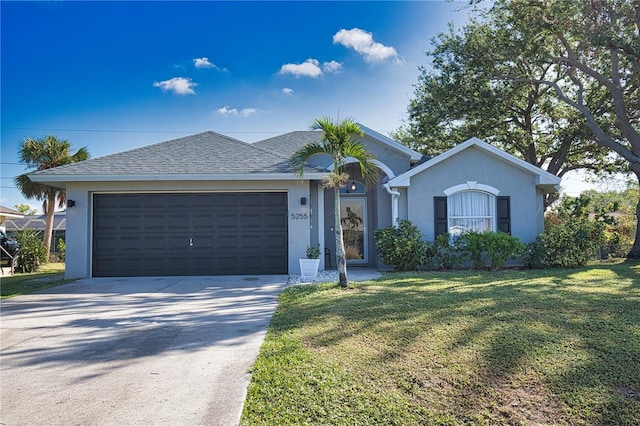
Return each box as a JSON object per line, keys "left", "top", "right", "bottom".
{"left": 291, "top": 117, "right": 378, "bottom": 289}
{"left": 15, "top": 135, "right": 90, "bottom": 255}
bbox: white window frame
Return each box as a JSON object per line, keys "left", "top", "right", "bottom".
{"left": 444, "top": 182, "right": 500, "bottom": 236}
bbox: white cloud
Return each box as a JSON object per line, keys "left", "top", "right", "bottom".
{"left": 279, "top": 58, "right": 323, "bottom": 78}
{"left": 153, "top": 77, "right": 197, "bottom": 95}
{"left": 333, "top": 28, "right": 399, "bottom": 63}
{"left": 323, "top": 60, "right": 343, "bottom": 73}
{"left": 217, "top": 106, "right": 238, "bottom": 115}
{"left": 282, "top": 88, "right": 295, "bottom": 95}
{"left": 193, "top": 57, "right": 214, "bottom": 68}
{"left": 217, "top": 106, "right": 258, "bottom": 117}
{"left": 193, "top": 57, "right": 228, "bottom": 72}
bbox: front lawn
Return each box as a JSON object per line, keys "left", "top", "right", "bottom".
{"left": 241, "top": 261, "right": 640, "bottom": 425}
{"left": 1, "top": 263, "right": 72, "bottom": 299}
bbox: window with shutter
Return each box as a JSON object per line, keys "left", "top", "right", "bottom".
{"left": 434, "top": 197, "right": 448, "bottom": 238}
{"left": 447, "top": 191, "right": 496, "bottom": 235}
{"left": 497, "top": 196, "right": 511, "bottom": 234}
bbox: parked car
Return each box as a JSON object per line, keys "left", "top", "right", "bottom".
{"left": 1, "top": 230, "right": 20, "bottom": 267}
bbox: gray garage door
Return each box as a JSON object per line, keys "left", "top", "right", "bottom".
{"left": 92, "top": 192, "right": 288, "bottom": 277}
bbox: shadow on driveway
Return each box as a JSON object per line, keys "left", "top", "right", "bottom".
{"left": 1, "top": 275, "right": 288, "bottom": 426}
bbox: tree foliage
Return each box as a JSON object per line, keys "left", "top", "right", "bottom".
{"left": 397, "top": 20, "right": 617, "bottom": 184}
{"left": 13, "top": 203, "right": 37, "bottom": 215}
{"left": 399, "top": 0, "right": 640, "bottom": 256}
{"left": 15, "top": 135, "right": 89, "bottom": 254}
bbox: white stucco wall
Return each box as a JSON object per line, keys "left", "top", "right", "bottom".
{"left": 64, "top": 179, "right": 314, "bottom": 278}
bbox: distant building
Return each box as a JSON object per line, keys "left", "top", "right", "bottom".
{"left": 0, "top": 206, "right": 24, "bottom": 233}
{"left": 5, "top": 211, "right": 66, "bottom": 253}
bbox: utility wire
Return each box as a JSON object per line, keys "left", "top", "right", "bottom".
{"left": 3, "top": 127, "right": 286, "bottom": 134}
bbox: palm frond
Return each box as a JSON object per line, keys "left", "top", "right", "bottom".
{"left": 290, "top": 143, "right": 329, "bottom": 177}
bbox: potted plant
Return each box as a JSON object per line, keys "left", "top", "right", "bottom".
{"left": 299, "top": 244, "right": 321, "bottom": 279}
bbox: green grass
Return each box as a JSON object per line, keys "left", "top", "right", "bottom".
{"left": 1, "top": 263, "right": 74, "bottom": 299}
{"left": 241, "top": 261, "right": 640, "bottom": 425}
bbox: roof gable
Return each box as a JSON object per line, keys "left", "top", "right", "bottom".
{"left": 0, "top": 206, "right": 24, "bottom": 218}
{"left": 388, "top": 137, "right": 561, "bottom": 191}
{"left": 358, "top": 124, "right": 423, "bottom": 162}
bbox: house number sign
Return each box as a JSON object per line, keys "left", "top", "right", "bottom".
{"left": 290, "top": 212, "right": 309, "bottom": 220}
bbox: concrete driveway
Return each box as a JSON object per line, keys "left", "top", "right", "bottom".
{"left": 0, "top": 275, "right": 288, "bottom": 426}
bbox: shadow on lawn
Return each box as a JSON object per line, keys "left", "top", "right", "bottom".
{"left": 275, "top": 261, "right": 640, "bottom": 424}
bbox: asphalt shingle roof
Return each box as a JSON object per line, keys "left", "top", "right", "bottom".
{"left": 253, "top": 131, "right": 324, "bottom": 160}
{"left": 30, "top": 131, "right": 324, "bottom": 178}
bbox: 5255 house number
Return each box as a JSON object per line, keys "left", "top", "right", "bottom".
{"left": 291, "top": 212, "right": 309, "bottom": 220}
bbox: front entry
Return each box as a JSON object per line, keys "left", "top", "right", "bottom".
{"left": 340, "top": 197, "right": 367, "bottom": 264}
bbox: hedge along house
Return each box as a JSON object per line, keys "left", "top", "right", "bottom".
{"left": 28, "top": 126, "right": 560, "bottom": 279}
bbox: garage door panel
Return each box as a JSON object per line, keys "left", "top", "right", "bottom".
{"left": 93, "top": 193, "right": 288, "bottom": 277}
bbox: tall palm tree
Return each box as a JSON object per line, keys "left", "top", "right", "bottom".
{"left": 291, "top": 117, "right": 378, "bottom": 289}
{"left": 15, "top": 135, "right": 90, "bottom": 254}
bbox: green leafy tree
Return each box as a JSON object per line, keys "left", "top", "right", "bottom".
{"left": 395, "top": 8, "right": 621, "bottom": 209}
{"left": 469, "top": 0, "right": 640, "bottom": 257}
{"left": 15, "top": 135, "right": 89, "bottom": 254}
{"left": 291, "top": 118, "right": 377, "bottom": 288}
{"left": 13, "top": 203, "right": 37, "bottom": 215}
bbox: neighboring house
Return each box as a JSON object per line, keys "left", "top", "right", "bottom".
{"left": 0, "top": 206, "right": 24, "bottom": 233}
{"left": 5, "top": 212, "right": 67, "bottom": 253}
{"left": 29, "top": 126, "right": 560, "bottom": 278}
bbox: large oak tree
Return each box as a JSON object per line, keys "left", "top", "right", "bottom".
{"left": 398, "top": 0, "right": 639, "bottom": 256}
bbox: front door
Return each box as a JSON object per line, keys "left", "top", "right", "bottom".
{"left": 340, "top": 197, "right": 367, "bottom": 264}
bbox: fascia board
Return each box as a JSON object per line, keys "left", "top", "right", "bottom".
{"left": 387, "top": 137, "right": 561, "bottom": 188}
{"left": 358, "top": 123, "right": 422, "bottom": 161}
{"left": 29, "top": 172, "right": 329, "bottom": 183}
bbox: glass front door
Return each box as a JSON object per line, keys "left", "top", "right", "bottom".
{"left": 340, "top": 198, "right": 367, "bottom": 263}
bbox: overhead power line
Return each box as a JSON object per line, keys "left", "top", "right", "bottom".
{"left": 3, "top": 127, "right": 286, "bottom": 134}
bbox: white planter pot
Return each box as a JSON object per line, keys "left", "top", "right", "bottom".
{"left": 299, "top": 258, "right": 320, "bottom": 279}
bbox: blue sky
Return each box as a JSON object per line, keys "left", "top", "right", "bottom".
{"left": 0, "top": 1, "right": 603, "bottom": 212}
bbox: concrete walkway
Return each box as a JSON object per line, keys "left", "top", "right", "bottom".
{"left": 1, "top": 275, "right": 288, "bottom": 426}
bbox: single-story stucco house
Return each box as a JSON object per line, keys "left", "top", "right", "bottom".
{"left": 29, "top": 125, "right": 560, "bottom": 278}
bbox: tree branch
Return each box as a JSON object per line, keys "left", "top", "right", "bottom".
{"left": 498, "top": 75, "right": 640, "bottom": 170}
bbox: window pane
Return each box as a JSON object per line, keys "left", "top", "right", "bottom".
{"left": 448, "top": 191, "right": 495, "bottom": 234}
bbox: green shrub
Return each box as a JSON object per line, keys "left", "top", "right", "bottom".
{"left": 426, "top": 233, "right": 468, "bottom": 270}
{"left": 483, "top": 232, "right": 524, "bottom": 270}
{"left": 14, "top": 229, "right": 48, "bottom": 273}
{"left": 456, "top": 231, "right": 486, "bottom": 269}
{"left": 57, "top": 238, "right": 66, "bottom": 262}
{"left": 522, "top": 237, "right": 546, "bottom": 269}
{"left": 456, "top": 231, "right": 524, "bottom": 270}
{"left": 373, "top": 219, "right": 428, "bottom": 271}
{"left": 540, "top": 218, "right": 605, "bottom": 267}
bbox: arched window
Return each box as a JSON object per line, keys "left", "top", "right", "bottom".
{"left": 447, "top": 191, "right": 496, "bottom": 235}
